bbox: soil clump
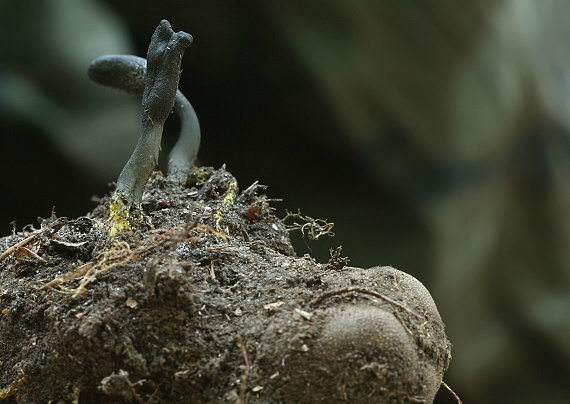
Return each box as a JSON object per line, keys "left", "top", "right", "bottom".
{"left": 0, "top": 166, "right": 451, "bottom": 403}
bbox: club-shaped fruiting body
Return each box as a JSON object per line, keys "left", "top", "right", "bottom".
{"left": 88, "top": 55, "right": 201, "bottom": 184}
{"left": 88, "top": 54, "right": 147, "bottom": 95}
{"left": 90, "top": 20, "right": 193, "bottom": 235}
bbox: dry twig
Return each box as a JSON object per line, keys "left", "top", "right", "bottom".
{"left": 0, "top": 233, "right": 38, "bottom": 263}
{"left": 1, "top": 219, "right": 66, "bottom": 263}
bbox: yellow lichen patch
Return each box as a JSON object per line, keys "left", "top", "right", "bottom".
{"left": 187, "top": 167, "right": 209, "bottom": 186}
{"left": 213, "top": 179, "right": 238, "bottom": 228}
{"left": 222, "top": 179, "right": 238, "bottom": 205}
{"left": 107, "top": 195, "right": 133, "bottom": 237}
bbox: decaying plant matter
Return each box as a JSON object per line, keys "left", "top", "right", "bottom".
{"left": 0, "top": 19, "right": 454, "bottom": 403}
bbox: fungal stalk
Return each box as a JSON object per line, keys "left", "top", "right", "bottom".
{"left": 87, "top": 20, "right": 195, "bottom": 235}
{"left": 88, "top": 55, "right": 200, "bottom": 184}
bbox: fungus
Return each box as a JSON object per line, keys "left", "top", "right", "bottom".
{"left": 87, "top": 20, "right": 195, "bottom": 234}
{"left": 88, "top": 55, "right": 200, "bottom": 184}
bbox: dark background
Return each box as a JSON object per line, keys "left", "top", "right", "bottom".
{"left": 0, "top": 1, "right": 424, "bottom": 274}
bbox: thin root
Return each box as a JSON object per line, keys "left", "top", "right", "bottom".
{"left": 38, "top": 219, "right": 228, "bottom": 297}
{"left": 310, "top": 287, "right": 423, "bottom": 319}
{"left": 39, "top": 242, "right": 133, "bottom": 297}
{"left": 441, "top": 380, "right": 462, "bottom": 404}
{"left": 237, "top": 334, "right": 249, "bottom": 404}
{"left": 282, "top": 209, "right": 334, "bottom": 240}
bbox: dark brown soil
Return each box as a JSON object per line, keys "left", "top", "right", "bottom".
{"left": 0, "top": 166, "right": 451, "bottom": 403}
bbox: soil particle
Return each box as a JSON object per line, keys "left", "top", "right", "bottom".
{"left": 0, "top": 166, "right": 451, "bottom": 403}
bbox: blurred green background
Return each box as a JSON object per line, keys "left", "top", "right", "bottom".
{"left": 2, "top": 1, "right": 570, "bottom": 402}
